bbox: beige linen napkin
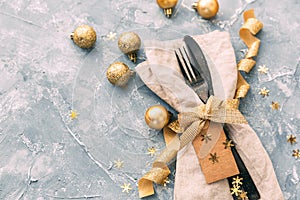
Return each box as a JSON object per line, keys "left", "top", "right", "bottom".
{"left": 136, "top": 30, "right": 283, "bottom": 199}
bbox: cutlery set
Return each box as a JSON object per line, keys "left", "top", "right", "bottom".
{"left": 175, "top": 35, "right": 260, "bottom": 200}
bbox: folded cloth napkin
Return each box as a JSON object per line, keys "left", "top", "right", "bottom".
{"left": 136, "top": 30, "right": 283, "bottom": 199}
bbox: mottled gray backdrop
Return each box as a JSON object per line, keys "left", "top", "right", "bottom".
{"left": 0, "top": 0, "right": 299, "bottom": 199}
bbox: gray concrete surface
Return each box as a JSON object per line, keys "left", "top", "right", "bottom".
{"left": 0, "top": 0, "right": 299, "bottom": 199}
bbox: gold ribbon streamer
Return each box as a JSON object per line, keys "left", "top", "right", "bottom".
{"left": 235, "top": 9, "right": 263, "bottom": 98}
{"left": 138, "top": 96, "right": 247, "bottom": 198}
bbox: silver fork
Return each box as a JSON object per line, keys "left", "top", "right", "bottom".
{"left": 175, "top": 45, "right": 209, "bottom": 103}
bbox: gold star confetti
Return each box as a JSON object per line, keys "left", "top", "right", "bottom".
{"left": 287, "top": 135, "right": 297, "bottom": 145}
{"left": 163, "top": 177, "right": 170, "bottom": 187}
{"left": 239, "top": 191, "right": 248, "bottom": 200}
{"left": 257, "top": 65, "right": 269, "bottom": 74}
{"left": 209, "top": 152, "right": 219, "bottom": 164}
{"left": 106, "top": 32, "right": 117, "bottom": 41}
{"left": 114, "top": 159, "right": 124, "bottom": 169}
{"left": 121, "top": 183, "right": 132, "bottom": 193}
{"left": 232, "top": 176, "right": 243, "bottom": 186}
{"left": 230, "top": 184, "right": 242, "bottom": 196}
{"left": 292, "top": 149, "right": 300, "bottom": 159}
{"left": 271, "top": 101, "right": 280, "bottom": 110}
{"left": 70, "top": 110, "right": 79, "bottom": 120}
{"left": 147, "top": 147, "right": 157, "bottom": 157}
{"left": 258, "top": 87, "right": 270, "bottom": 97}
{"left": 223, "top": 139, "right": 234, "bottom": 149}
{"left": 201, "top": 133, "right": 212, "bottom": 143}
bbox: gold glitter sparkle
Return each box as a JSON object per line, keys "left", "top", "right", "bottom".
{"left": 292, "top": 149, "right": 300, "bottom": 159}
{"left": 147, "top": 147, "right": 157, "bottom": 157}
{"left": 223, "top": 139, "right": 234, "bottom": 149}
{"left": 257, "top": 65, "right": 269, "bottom": 74}
{"left": 106, "top": 32, "right": 117, "bottom": 41}
{"left": 232, "top": 176, "right": 243, "bottom": 186}
{"left": 209, "top": 152, "right": 219, "bottom": 164}
{"left": 239, "top": 191, "right": 248, "bottom": 200}
{"left": 163, "top": 177, "right": 170, "bottom": 187}
{"left": 70, "top": 110, "right": 79, "bottom": 120}
{"left": 114, "top": 159, "right": 124, "bottom": 169}
{"left": 121, "top": 183, "right": 133, "bottom": 193}
{"left": 287, "top": 135, "right": 297, "bottom": 145}
{"left": 258, "top": 87, "right": 270, "bottom": 97}
{"left": 230, "top": 184, "right": 242, "bottom": 196}
{"left": 271, "top": 101, "right": 280, "bottom": 110}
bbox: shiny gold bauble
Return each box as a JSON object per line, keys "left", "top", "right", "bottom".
{"left": 192, "top": 0, "right": 219, "bottom": 19}
{"left": 145, "top": 105, "right": 170, "bottom": 130}
{"left": 70, "top": 25, "right": 97, "bottom": 49}
{"left": 118, "top": 32, "right": 141, "bottom": 63}
{"left": 156, "top": 0, "right": 178, "bottom": 18}
{"left": 106, "top": 62, "right": 133, "bottom": 86}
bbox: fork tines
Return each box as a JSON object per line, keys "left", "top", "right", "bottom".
{"left": 175, "top": 45, "right": 197, "bottom": 84}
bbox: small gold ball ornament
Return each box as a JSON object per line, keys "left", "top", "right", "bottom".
{"left": 192, "top": 0, "right": 219, "bottom": 19}
{"left": 70, "top": 25, "right": 97, "bottom": 49}
{"left": 106, "top": 62, "right": 133, "bottom": 86}
{"left": 145, "top": 105, "right": 170, "bottom": 130}
{"left": 118, "top": 32, "right": 141, "bottom": 63}
{"left": 157, "top": 0, "right": 178, "bottom": 18}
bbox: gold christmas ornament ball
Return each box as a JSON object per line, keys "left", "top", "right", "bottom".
{"left": 118, "top": 32, "right": 141, "bottom": 63}
{"left": 70, "top": 25, "right": 97, "bottom": 49}
{"left": 192, "top": 0, "right": 219, "bottom": 19}
{"left": 106, "top": 62, "right": 133, "bottom": 86}
{"left": 156, "top": 0, "right": 178, "bottom": 18}
{"left": 145, "top": 105, "right": 170, "bottom": 130}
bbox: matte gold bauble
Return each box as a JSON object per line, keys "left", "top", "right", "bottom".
{"left": 106, "top": 62, "right": 133, "bottom": 87}
{"left": 70, "top": 25, "right": 97, "bottom": 49}
{"left": 156, "top": 0, "right": 178, "bottom": 18}
{"left": 145, "top": 105, "right": 170, "bottom": 130}
{"left": 192, "top": 0, "right": 219, "bottom": 19}
{"left": 118, "top": 32, "right": 141, "bottom": 63}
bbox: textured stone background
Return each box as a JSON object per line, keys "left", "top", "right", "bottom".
{"left": 0, "top": 0, "right": 299, "bottom": 199}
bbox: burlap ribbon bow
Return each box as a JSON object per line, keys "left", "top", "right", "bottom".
{"left": 138, "top": 96, "right": 247, "bottom": 198}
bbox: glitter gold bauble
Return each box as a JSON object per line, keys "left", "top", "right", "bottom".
{"left": 145, "top": 105, "right": 170, "bottom": 130}
{"left": 70, "top": 25, "right": 97, "bottom": 49}
{"left": 106, "top": 62, "right": 133, "bottom": 86}
{"left": 156, "top": 0, "right": 178, "bottom": 18}
{"left": 192, "top": 0, "right": 219, "bottom": 19}
{"left": 118, "top": 32, "right": 141, "bottom": 63}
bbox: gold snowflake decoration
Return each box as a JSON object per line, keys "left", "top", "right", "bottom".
{"left": 270, "top": 101, "right": 280, "bottom": 110}
{"left": 201, "top": 133, "right": 212, "bottom": 143}
{"left": 106, "top": 32, "right": 117, "bottom": 41}
{"left": 258, "top": 87, "right": 270, "bottom": 97}
{"left": 121, "top": 183, "right": 133, "bottom": 193}
{"left": 147, "top": 147, "right": 157, "bottom": 157}
{"left": 223, "top": 139, "right": 234, "bottom": 149}
{"left": 232, "top": 176, "right": 243, "bottom": 186}
{"left": 70, "top": 110, "right": 79, "bottom": 120}
{"left": 209, "top": 152, "right": 219, "bottom": 164}
{"left": 287, "top": 135, "right": 297, "bottom": 145}
{"left": 230, "top": 184, "right": 242, "bottom": 196}
{"left": 114, "top": 159, "right": 124, "bottom": 169}
{"left": 163, "top": 177, "right": 170, "bottom": 187}
{"left": 292, "top": 149, "right": 300, "bottom": 159}
{"left": 257, "top": 65, "right": 269, "bottom": 74}
{"left": 239, "top": 191, "right": 248, "bottom": 200}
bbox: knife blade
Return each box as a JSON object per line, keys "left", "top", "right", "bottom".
{"left": 183, "top": 35, "right": 214, "bottom": 99}
{"left": 183, "top": 35, "right": 260, "bottom": 200}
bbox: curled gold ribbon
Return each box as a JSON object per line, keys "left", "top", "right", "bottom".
{"left": 235, "top": 9, "right": 263, "bottom": 98}
{"left": 138, "top": 96, "right": 247, "bottom": 198}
